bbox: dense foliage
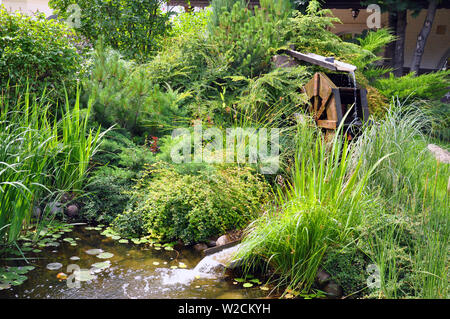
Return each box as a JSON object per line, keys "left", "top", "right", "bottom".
{"left": 48, "top": 0, "right": 171, "bottom": 61}
{"left": 0, "top": 7, "right": 82, "bottom": 100}
{"left": 112, "top": 165, "right": 270, "bottom": 244}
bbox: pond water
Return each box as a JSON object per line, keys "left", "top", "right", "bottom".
{"left": 0, "top": 225, "right": 267, "bottom": 299}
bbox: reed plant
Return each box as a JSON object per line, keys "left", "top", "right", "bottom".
{"left": 353, "top": 104, "right": 449, "bottom": 298}
{"left": 236, "top": 115, "right": 385, "bottom": 293}
{"left": 0, "top": 87, "right": 104, "bottom": 243}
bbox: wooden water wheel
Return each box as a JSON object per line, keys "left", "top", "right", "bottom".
{"left": 303, "top": 72, "right": 369, "bottom": 138}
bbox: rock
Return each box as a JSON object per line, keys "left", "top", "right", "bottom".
{"left": 193, "top": 243, "right": 208, "bottom": 252}
{"left": 316, "top": 269, "right": 331, "bottom": 287}
{"left": 206, "top": 240, "right": 217, "bottom": 248}
{"left": 323, "top": 282, "right": 343, "bottom": 299}
{"left": 427, "top": 144, "right": 450, "bottom": 164}
{"left": 66, "top": 204, "right": 79, "bottom": 218}
{"left": 32, "top": 206, "right": 42, "bottom": 219}
{"left": 48, "top": 201, "right": 62, "bottom": 215}
{"left": 216, "top": 235, "right": 232, "bottom": 247}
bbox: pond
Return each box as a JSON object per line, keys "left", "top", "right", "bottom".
{"left": 0, "top": 225, "right": 268, "bottom": 299}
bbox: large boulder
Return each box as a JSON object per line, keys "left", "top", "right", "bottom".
{"left": 216, "top": 234, "right": 232, "bottom": 247}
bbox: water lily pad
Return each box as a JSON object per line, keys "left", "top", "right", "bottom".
{"left": 96, "top": 252, "right": 114, "bottom": 259}
{"left": 32, "top": 249, "right": 42, "bottom": 253}
{"left": 260, "top": 286, "right": 269, "bottom": 291}
{"left": 74, "top": 270, "right": 96, "bottom": 282}
{"left": 111, "top": 235, "right": 121, "bottom": 240}
{"left": 12, "top": 266, "right": 35, "bottom": 274}
{"left": 164, "top": 246, "right": 174, "bottom": 251}
{"left": 178, "top": 262, "right": 187, "bottom": 269}
{"left": 46, "top": 263, "right": 63, "bottom": 271}
{"left": 243, "top": 283, "right": 253, "bottom": 288}
{"left": 0, "top": 283, "right": 11, "bottom": 290}
{"left": 85, "top": 249, "right": 103, "bottom": 255}
{"left": 70, "top": 256, "right": 80, "bottom": 261}
{"left": 152, "top": 262, "right": 160, "bottom": 266}
{"left": 118, "top": 239, "right": 129, "bottom": 244}
{"left": 46, "top": 242, "right": 60, "bottom": 247}
{"left": 63, "top": 238, "right": 75, "bottom": 242}
{"left": 170, "top": 266, "right": 178, "bottom": 269}
{"left": 91, "top": 261, "right": 111, "bottom": 270}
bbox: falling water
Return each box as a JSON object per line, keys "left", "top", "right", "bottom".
{"left": 349, "top": 71, "right": 359, "bottom": 123}
{"left": 160, "top": 245, "right": 241, "bottom": 286}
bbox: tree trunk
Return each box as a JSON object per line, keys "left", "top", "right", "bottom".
{"left": 385, "top": 12, "right": 398, "bottom": 68}
{"left": 393, "top": 10, "right": 407, "bottom": 77}
{"left": 410, "top": 0, "right": 438, "bottom": 75}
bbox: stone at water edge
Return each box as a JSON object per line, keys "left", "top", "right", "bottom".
{"left": 48, "top": 201, "right": 63, "bottom": 215}
{"left": 193, "top": 243, "right": 208, "bottom": 252}
{"left": 66, "top": 205, "right": 79, "bottom": 218}
{"left": 427, "top": 144, "right": 450, "bottom": 164}
{"left": 32, "top": 206, "right": 42, "bottom": 219}
{"left": 206, "top": 240, "right": 217, "bottom": 248}
{"left": 323, "top": 282, "right": 343, "bottom": 299}
{"left": 316, "top": 269, "right": 331, "bottom": 288}
{"left": 216, "top": 235, "right": 232, "bottom": 246}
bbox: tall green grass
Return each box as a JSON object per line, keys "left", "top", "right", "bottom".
{"left": 352, "top": 104, "right": 449, "bottom": 298}
{"left": 236, "top": 115, "right": 385, "bottom": 293}
{"left": 0, "top": 88, "right": 104, "bottom": 243}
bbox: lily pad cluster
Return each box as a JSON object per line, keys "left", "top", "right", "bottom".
{"left": 0, "top": 266, "right": 35, "bottom": 290}
{"left": 100, "top": 228, "right": 176, "bottom": 251}
{"left": 233, "top": 274, "right": 263, "bottom": 289}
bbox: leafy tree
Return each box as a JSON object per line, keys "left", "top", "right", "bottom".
{"left": 48, "top": 0, "right": 171, "bottom": 61}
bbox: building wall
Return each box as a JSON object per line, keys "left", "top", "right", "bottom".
{"left": 2, "top": 1, "right": 448, "bottom": 70}
{"left": 1, "top": 0, "right": 53, "bottom": 17}
{"left": 330, "top": 8, "right": 450, "bottom": 71}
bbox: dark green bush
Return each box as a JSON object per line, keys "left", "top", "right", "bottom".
{"left": 84, "top": 42, "right": 188, "bottom": 136}
{"left": 322, "top": 249, "right": 368, "bottom": 298}
{"left": 80, "top": 129, "right": 155, "bottom": 223}
{"left": 374, "top": 71, "right": 450, "bottom": 101}
{"left": 112, "top": 165, "right": 270, "bottom": 244}
{"left": 0, "top": 7, "right": 82, "bottom": 100}
{"left": 208, "top": 0, "right": 291, "bottom": 78}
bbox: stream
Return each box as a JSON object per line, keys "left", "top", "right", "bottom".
{"left": 0, "top": 225, "right": 267, "bottom": 299}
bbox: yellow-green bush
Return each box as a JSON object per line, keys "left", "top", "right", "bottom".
{"left": 112, "top": 165, "right": 270, "bottom": 244}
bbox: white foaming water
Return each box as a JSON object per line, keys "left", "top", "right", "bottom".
{"left": 160, "top": 245, "right": 241, "bottom": 286}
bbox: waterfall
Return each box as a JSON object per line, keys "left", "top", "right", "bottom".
{"left": 159, "top": 245, "right": 241, "bottom": 286}
{"left": 349, "top": 71, "right": 359, "bottom": 123}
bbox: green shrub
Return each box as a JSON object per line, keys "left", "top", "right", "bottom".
{"left": 81, "top": 129, "right": 155, "bottom": 223}
{"left": 374, "top": 71, "right": 450, "bottom": 101}
{"left": 84, "top": 42, "right": 188, "bottom": 135}
{"left": 112, "top": 165, "right": 270, "bottom": 243}
{"left": 81, "top": 166, "right": 137, "bottom": 224}
{"left": 208, "top": 0, "right": 292, "bottom": 78}
{"left": 322, "top": 249, "right": 368, "bottom": 298}
{"left": 49, "top": 0, "right": 171, "bottom": 61}
{"left": 0, "top": 7, "right": 82, "bottom": 100}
